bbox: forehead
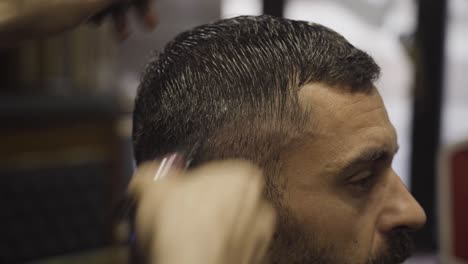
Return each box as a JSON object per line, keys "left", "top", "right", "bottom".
{"left": 299, "top": 83, "right": 391, "bottom": 131}
{"left": 298, "top": 83, "right": 394, "bottom": 134}
{"left": 293, "top": 83, "right": 397, "bottom": 166}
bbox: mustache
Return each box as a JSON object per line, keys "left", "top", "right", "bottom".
{"left": 369, "top": 229, "right": 414, "bottom": 264}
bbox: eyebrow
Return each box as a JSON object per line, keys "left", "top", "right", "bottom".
{"left": 337, "top": 145, "right": 399, "bottom": 179}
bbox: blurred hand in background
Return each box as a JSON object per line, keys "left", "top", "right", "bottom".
{"left": 128, "top": 160, "right": 276, "bottom": 264}
{"left": 0, "top": 0, "right": 158, "bottom": 46}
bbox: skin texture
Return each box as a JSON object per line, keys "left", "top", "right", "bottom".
{"left": 271, "top": 83, "right": 426, "bottom": 263}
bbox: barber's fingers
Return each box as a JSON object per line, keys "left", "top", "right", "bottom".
{"left": 134, "top": 178, "right": 178, "bottom": 254}
{"left": 111, "top": 4, "right": 130, "bottom": 40}
{"left": 128, "top": 161, "right": 180, "bottom": 251}
{"left": 130, "top": 160, "right": 276, "bottom": 264}
{"left": 132, "top": 161, "right": 191, "bottom": 255}
{"left": 128, "top": 162, "right": 167, "bottom": 250}
{"left": 223, "top": 165, "right": 263, "bottom": 259}
{"left": 127, "top": 161, "right": 160, "bottom": 200}
{"left": 134, "top": 0, "right": 159, "bottom": 29}
{"left": 240, "top": 202, "right": 276, "bottom": 264}
{"left": 152, "top": 160, "right": 273, "bottom": 264}
{"left": 181, "top": 160, "right": 275, "bottom": 264}
{"left": 187, "top": 160, "right": 265, "bottom": 242}
{"left": 90, "top": 0, "right": 158, "bottom": 39}
{"left": 127, "top": 160, "right": 184, "bottom": 200}
{"left": 204, "top": 162, "right": 276, "bottom": 264}
{"left": 151, "top": 178, "right": 232, "bottom": 264}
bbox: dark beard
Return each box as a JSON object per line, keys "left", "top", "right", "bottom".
{"left": 367, "top": 229, "right": 414, "bottom": 264}
{"left": 265, "top": 210, "right": 414, "bottom": 264}
{"left": 265, "top": 209, "right": 338, "bottom": 264}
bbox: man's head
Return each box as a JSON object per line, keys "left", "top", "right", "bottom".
{"left": 133, "top": 15, "right": 426, "bottom": 264}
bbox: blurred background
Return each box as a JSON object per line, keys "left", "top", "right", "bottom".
{"left": 1, "top": 0, "right": 467, "bottom": 263}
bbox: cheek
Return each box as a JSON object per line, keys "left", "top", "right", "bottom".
{"left": 285, "top": 185, "right": 379, "bottom": 260}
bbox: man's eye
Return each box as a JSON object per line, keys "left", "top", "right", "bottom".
{"left": 348, "top": 170, "right": 375, "bottom": 191}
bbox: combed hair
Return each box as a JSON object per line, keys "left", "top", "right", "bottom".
{"left": 133, "top": 15, "right": 380, "bottom": 183}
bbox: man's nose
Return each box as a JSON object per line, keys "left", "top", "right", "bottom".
{"left": 378, "top": 170, "right": 427, "bottom": 233}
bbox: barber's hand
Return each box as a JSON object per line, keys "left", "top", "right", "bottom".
{"left": 128, "top": 160, "right": 276, "bottom": 264}
{"left": 0, "top": 0, "right": 157, "bottom": 44}
{"left": 90, "top": 0, "right": 158, "bottom": 40}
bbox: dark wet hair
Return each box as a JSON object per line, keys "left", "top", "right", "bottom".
{"left": 133, "top": 15, "right": 380, "bottom": 187}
